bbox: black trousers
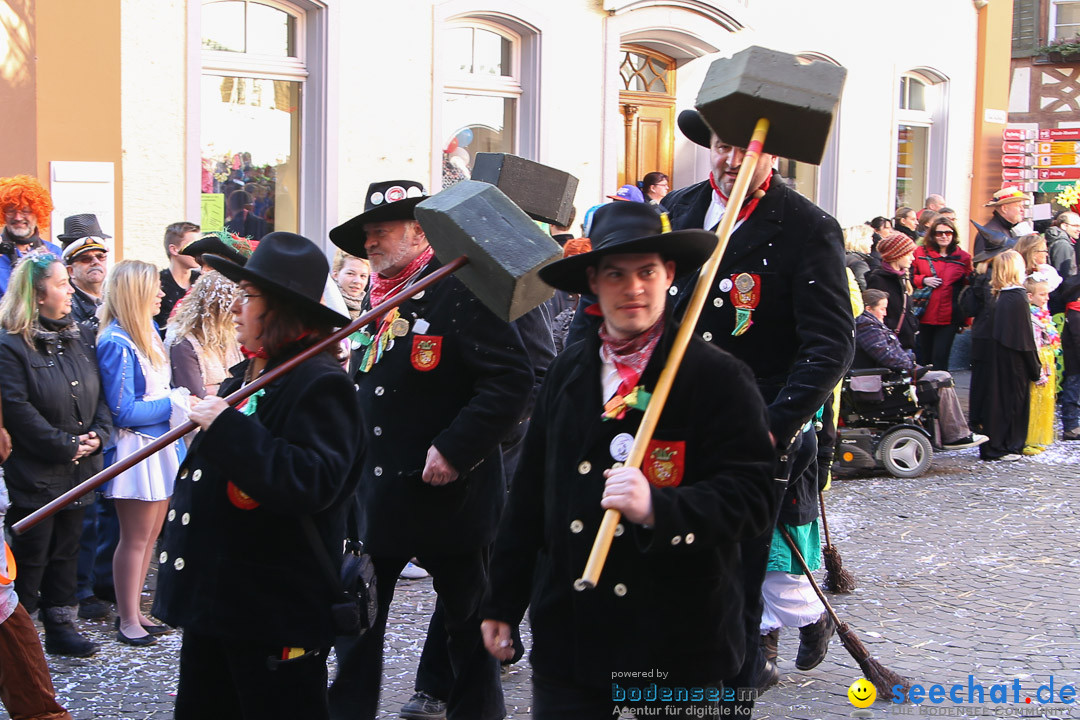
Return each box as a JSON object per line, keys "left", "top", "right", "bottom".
{"left": 5, "top": 505, "right": 85, "bottom": 614}
{"left": 917, "top": 323, "right": 958, "bottom": 371}
{"left": 329, "top": 550, "right": 504, "bottom": 720}
{"left": 175, "top": 630, "right": 329, "bottom": 720}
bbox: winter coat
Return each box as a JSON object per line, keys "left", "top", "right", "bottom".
{"left": 853, "top": 311, "right": 915, "bottom": 372}
{"left": 484, "top": 324, "right": 775, "bottom": 688}
{"left": 152, "top": 350, "right": 363, "bottom": 648}
{"left": 866, "top": 265, "right": 919, "bottom": 350}
{"left": 1045, "top": 226, "right": 1077, "bottom": 278}
{"left": 0, "top": 321, "right": 112, "bottom": 509}
{"left": 912, "top": 245, "right": 972, "bottom": 327}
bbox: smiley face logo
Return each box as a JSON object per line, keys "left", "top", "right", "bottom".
{"left": 848, "top": 678, "right": 876, "bottom": 708}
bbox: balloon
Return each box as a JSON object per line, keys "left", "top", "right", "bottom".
{"left": 456, "top": 128, "right": 474, "bottom": 147}
{"left": 445, "top": 137, "right": 459, "bottom": 154}
{"left": 451, "top": 147, "right": 469, "bottom": 163}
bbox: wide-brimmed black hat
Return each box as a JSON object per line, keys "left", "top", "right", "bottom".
{"left": 970, "top": 221, "right": 1017, "bottom": 264}
{"left": 538, "top": 202, "right": 717, "bottom": 295}
{"left": 329, "top": 180, "right": 427, "bottom": 256}
{"left": 57, "top": 213, "right": 112, "bottom": 243}
{"left": 182, "top": 235, "right": 249, "bottom": 266}
{"left": 677, "top": 109, "right": 712, "bottom": 149}
{"left": 205, "top": 231, "right": 349, "bottom": 327}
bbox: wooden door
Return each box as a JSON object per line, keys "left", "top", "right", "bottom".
{"left": 618, "top": 46, "right": 675, "bottom": 189}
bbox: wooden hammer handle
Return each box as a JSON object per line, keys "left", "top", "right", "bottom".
{"left": 575, "top": 118, "right": 771, "bottom": 590}
{"left": 12, "top": 257, "right": 468, "bottom": 536}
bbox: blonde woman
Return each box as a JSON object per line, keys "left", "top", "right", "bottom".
{"left": 331, "top": 249, "right": 370, "bottom": 320}
{"left": 166, "top": 271, "right": 241, "bottom": 397}
{"left": 1015, "top": 233, "right": 1062, "bottom": 291}
{"left": 843, "top": 223, "right": 877, "bottom": 290}
{"left": 980, "top": 250, "right": 1041, "bottom": 462}
{"left": 98, "top": 260, "right": 190, "bottom": 645}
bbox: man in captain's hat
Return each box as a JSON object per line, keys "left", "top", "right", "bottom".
{"left": 661, "top": 110, "right": 855, "bottom": 698}
{"left": 326, "top": 180, "right": 532, "bottom": 720}
{"left": 972, "top": 187, "right": 1033, "bottom": 259}
{"left": 480, "top": 201, "right": 775, "bottom": 718}
{"left": 58, "top": 214, "right": 111, "bottom": 331}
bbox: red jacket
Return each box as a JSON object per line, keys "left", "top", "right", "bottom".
{"left": 912, "top": 245, "right": 973, "bottom": 326}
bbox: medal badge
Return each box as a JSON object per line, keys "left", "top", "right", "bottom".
{"left": 411, "top": 335, "right": 442, "bottom": 371}
{"left": 226, "top": 481, "right": 260, "bottom": 510}
{"left": 390, "top": 317, "right": 410, "bottom": 338}
{"left": 643, "top": 440, "right": 686, "bottom": 488}
{"left": 729, "top": 272, "right": 761, "bottom": 336}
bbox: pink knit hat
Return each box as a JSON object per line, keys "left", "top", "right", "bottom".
{"left": 877, "top": 232, "right": 916, "bottom": 263}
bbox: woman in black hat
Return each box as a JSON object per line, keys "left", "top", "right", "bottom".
{"left": 151, "top": 232, "right": 363, "bottom": 719}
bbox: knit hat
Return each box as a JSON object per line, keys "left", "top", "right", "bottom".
{"left": 877, "top": 232, "right": 916, "bottom": 263}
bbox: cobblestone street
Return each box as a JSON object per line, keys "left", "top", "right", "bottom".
{"left": 7, "top": 374, "right": 1080, "bottom": 719}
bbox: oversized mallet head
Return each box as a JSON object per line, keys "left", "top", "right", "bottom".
{"left": 695, "top": 46, "right": 846, "bottom": 165}
{"left": 470, "top": 153, "right": 579, "bottom": 227}
{"left": 415, "top": 181, "right": 561, "bottom": 322}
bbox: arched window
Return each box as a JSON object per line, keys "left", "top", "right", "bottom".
{"left": 895, "top": 71, "right": 948, "bottom": 212}
{"left": 436, "top": 13, "right": 539, "bottom": 190}
{"left": 200, "top": 0, "right": 307, "bottom": 238}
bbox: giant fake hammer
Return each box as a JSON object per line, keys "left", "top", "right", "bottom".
{"left": 13, "top": 172, "right": 575, "bottom": 535}
{"left": 576, "top": 46, "right": 847, "bottom": 590}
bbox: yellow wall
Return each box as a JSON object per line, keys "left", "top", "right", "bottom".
{"left": 32, "top": 0, "right": 123, "bottom": 252}
{"left": 0, "top": 0, "right": 37, "bottom": 175}
{"left": 970, "top": 0, "right": 1015, "bottom": 252}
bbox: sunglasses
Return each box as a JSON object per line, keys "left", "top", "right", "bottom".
{"left": 933, "top": 230, "right": 954, "bottom": 237}
{"left": 74, "top": 252, "right": 108, "bottom": 264}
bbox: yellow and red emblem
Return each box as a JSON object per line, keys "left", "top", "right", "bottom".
{"left": 643, "top": 440, "right": 685, "bottom": 488}
{"left": 227, "top": 481, "right": 260, "bottom": 510}
{"left": 411, "top": 335, "right": 442, "bottom": 371}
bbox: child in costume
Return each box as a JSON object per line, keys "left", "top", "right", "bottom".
{"left": 1024, "top": 274, "right": 1060, "bottom": 453}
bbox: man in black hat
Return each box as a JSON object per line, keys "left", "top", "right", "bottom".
{"left": 661, "top": 110, "right": 854, "bottom": 698}
{"left": 327, "top": 180, "right": 533, "bottom": 720}
{"left": 58, "top": 214, "right": 111, "bottom": 331}
{"left": 480, "top": 201, "right": 775, "bottom": 718}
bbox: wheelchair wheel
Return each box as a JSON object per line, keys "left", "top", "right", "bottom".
{"left": 876, "top": 427, "right": 932, "bottom": 478}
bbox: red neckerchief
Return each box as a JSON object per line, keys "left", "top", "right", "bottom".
{"left": 240, "top": 331, "right": 311, "bottom": 360}
{"left": 369, "top": 246, "right": 435, "bottom": 307}
{"left": 598, "top": 316, "right": 664, "bottom": 398}
{"left": 710, "top": 171, "right": 772, "bottom": 224}
{"left": 1068, "top": 300, "right": 1080, "bottom": 313}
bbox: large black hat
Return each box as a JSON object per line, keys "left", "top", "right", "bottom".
{"left": 970, "top": 220, "right": 1017, "bottom": 264}
{"left": 57, "top": 213, "right": 112, "bottom": 243}
{"left": 182, "top": 234, "right": 250, "bottom": 267}
{"left": 677, "top": 109, "right": 712, "bottom": 149}
{"left": 329, "top": 180, "right": 428, "bottom": 257}
{"left": 538, "top": 202, "right": 717, "bottom": 295}
{"left": 205, "top": 231, "right": 349, "bottom": 327}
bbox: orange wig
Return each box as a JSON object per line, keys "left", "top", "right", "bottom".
{"left": 0, "top": 175, "right": 54, "bottom": 233}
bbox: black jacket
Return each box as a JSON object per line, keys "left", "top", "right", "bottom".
{"left": 484, "top": 326, "right": 775, "bottom": 688}
{"left": 352, "top": 258, "right": 533, "bottom": 557}
{"left": 70, "top": 285, "right": 102, "bottom": 331}
{"left": 866, "top": 266, "right": 919, "bottom": 350}
{"left": 152, "top": 350, "right": 363, "bottom": 648}
{"left": 0, "top": 322, "right": 112, "bottom": 509}
{"left": 661, "top": 174, "right": 854, "bottom": 452}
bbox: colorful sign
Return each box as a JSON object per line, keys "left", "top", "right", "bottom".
{"left": 1039, "top": 128, "right": 1080, "bottom": 141}
{"left": 1003, "top": 141, "right": 1037, "bottom": 154}
{"left": 1002, "top": 168, "right": 1036, "bottom": 180}
{"left": 1038, "top": 141, "right": 1080, "bottom": 154}
{"left": 1002, "top": 155, "right": 1034, "bottom": 167}
{"left": 200, "top": 193, "right": 224, "bottom": 232}
{"left": 1004, "top": 128, "right": 1037, "bottom": 140}
{"left": 1038, "top": 167, "right": 1080, "bottom": 180}
{"left": 1036, "top": 155, "right": 1079, "bottom": 167}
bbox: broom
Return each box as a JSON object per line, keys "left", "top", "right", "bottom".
{"left": 778, "top": 525, "right": 909, "bottom": 698}
{"left": 820, "top": 490, "right": 856, "bottom": 593}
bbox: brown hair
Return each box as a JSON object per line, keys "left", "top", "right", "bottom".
{"left": 862, "top": 289, "right": 888, "bottom": 308}
{"left": 1014, "top": 233, "right": 1047, "bottom": 273}
{"left": 252, "top": 284, "right": 340, "bottom": 360}
{"left": 163, "top": 221, "right": 199, "bottom": 257}
{"left": 925, "top": 216, "right": 960, "bottom": 255}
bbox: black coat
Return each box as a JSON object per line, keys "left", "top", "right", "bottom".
{"left": 661, "top": 174, "right": 854, "bottom": 452}
{"left": 980, "top": 288, "right": 1041, "bottom": 458}
{"left": 484, "top": 326, "right": 775, "bottom": 688}
{"left": 352, "top": 259, "right": 533, "bottom": 557}
{"left": 152, "top": 350, "right": 363, "bottom": 648}
{"left": 0, "top": 322, "right": 112, "bottom": 509}
{"left": 866, "top": 266, "right": 919, "bottom": 350}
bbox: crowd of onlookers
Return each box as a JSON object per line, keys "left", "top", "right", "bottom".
{"left": 845, "top": 192, "right": 1080, "bottom": 462}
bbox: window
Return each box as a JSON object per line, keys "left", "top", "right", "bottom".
{"left": 441, "top": 23, "right": 521, "bottom": 189}
{"left": 1053, "top": 1, "right": 1080, "bottom": 41}
{"left": 1013, "top": 0, "right": 1040, "bottom": 57}
{"left": 894, "top": 72, "right": 946, "bottom": 212}
{"left": 619, "top": 50, "right": 672, "bottom": 94}
{"left": 200, "top": 1, "right": 306, "bottom": 239}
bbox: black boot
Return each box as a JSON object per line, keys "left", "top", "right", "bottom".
{"left": 795, "top": 612, "right": 834, "bottom": 671}
{"left": 761, "top": 628, "right": 780, "bottom": 664}
{"left": 42, "top": 606, "right": 99, "bottom": 658}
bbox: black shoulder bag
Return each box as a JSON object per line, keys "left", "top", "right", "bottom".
{"left": 910, "top": 259, "right": 937, "bottom": 318}
{"left": 300, "top": 517, "right": 378, "bottom": 637}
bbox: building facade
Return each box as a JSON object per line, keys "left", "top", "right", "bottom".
{"left": 1, "top": 0, "right": 1004, "bottom": 263}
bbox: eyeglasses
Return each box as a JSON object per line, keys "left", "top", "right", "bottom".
{"left": 74, "top": 252, "right": 108, "bottom": 264}
{"left": 3, "top": 207, "right": 33, "bottom": 218}
{"left": 239, "top": 293, "right": 263, "bottom": 305}
{"left": 933, "top": 230, "right": 954, "bottom": 237}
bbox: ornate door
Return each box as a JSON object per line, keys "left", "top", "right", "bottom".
{"left": 618, "top": 46, "right": 675, "bottom": 189}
